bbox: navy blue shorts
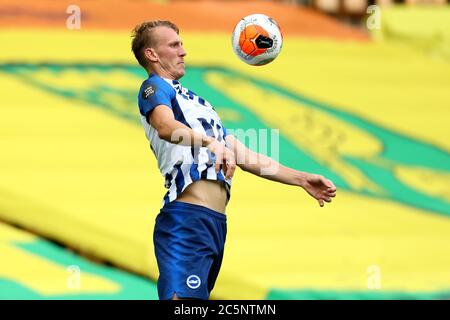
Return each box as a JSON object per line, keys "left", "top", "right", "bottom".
{"left": 153, "top": 200, "right": 227, "bottom": 300}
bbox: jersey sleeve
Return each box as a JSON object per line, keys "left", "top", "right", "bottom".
{"left": 138, "top": 77, "right": 175, "bottom": 120}
{"left": 222, "top": 126, "right": 229, "bottom": 137}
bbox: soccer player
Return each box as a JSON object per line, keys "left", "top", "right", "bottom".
{"left": 131, "top": 20, "right": 337, "bottom": 300}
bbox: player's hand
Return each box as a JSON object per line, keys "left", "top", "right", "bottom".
{"left": 301, "top": 174, "right": 337, "bottom": 207}
{"left": 206, "top": 139, "right": 236, "bottom": 180}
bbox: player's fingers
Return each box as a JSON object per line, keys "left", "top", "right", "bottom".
{"left": 223, "top": 150, "right": 236, "bottom": 179}
{"left": 318, "top": 199, "right": 324, "bottom": 207}
{"left": 327, "top": 191, "right": 336, "bottom": 197}
{"left": 215, "top": 152, "right": 223, "bottom": 173}
{"left": 222, "top": 162, "right": 228, "bottom": 176}
{"left": 223, "top": 152, "right": 234, "bottom": 178}
{"left": 221, "top": 154, "right": 228, "bottom": 173}
{"left": 322, "top": 188, "right": 335, "bottom": 196}
{"left": 225, "top": 161, "right": 236, "bottom": 180}
{"left": 324, "top": 178, "right": 336, "bottom": 189}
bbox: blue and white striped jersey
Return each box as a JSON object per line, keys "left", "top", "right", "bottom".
{"left": 138, "top": 73, "right": 231, "bottom": 206}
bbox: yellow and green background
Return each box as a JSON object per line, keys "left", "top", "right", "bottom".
{"left": 0, "top": 0, "right": 449, "bottom": 299}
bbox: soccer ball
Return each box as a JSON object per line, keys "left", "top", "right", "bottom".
{"left": 231, "top": 13, "right": 283, "bottom": 66}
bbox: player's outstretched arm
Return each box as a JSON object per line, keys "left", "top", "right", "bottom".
{"left": 225, "top": 134, "right": 336, "bottom": 207}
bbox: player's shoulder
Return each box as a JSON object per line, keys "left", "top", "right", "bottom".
{"left": 139, "top": 74, "right": 175, "bottom": 99}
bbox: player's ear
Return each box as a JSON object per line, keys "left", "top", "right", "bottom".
{"left": 144, "top": 47, "right": 158, "bottom": 63}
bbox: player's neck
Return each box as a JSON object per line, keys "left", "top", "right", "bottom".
{"left": 150, "top": 65, "right": 177, "bottom": 81}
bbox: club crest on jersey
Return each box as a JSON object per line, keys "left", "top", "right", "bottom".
{"left": 142, "top": 85, "right": 156, "bottom": 99}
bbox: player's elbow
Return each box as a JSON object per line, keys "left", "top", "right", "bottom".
{"left": 156, "top": 122, "right": 185, "bottom": 144}
{"left": 156, "top": 126, "right": 173, "bottom": 142}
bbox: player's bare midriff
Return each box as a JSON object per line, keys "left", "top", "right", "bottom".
{"left": 176, "top": 179, "right": 228, "bottom": 214}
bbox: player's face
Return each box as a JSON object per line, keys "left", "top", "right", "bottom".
{"left": 151, "top": 26, "right": 187, "bottom": 80}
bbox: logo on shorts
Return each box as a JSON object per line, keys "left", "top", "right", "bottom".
{"left": 186, "top": 275, "right": 201, "bottom": 289}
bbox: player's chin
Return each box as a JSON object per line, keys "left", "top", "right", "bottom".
{"left": 176, "top": 66, "right": 185, "bottom": 79}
